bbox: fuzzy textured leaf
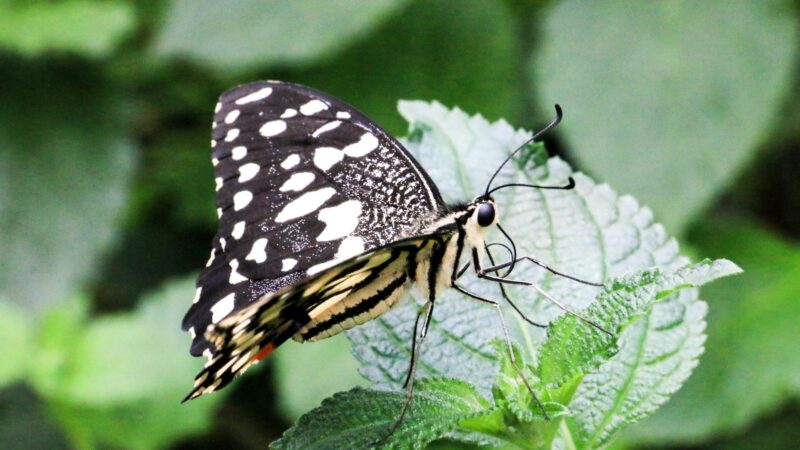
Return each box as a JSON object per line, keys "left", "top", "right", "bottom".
{"left": 275, "top": 102, "right": 740, "bottom": 448}
{"left": 625, "top": 219, "right": 800, "bottom": 444}
{"left": 272, "top": 379, "right": 490, "bottom": 450}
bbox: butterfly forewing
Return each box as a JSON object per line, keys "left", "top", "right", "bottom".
{"left": 183, "top": 81, "right": 445, "bottom": 358}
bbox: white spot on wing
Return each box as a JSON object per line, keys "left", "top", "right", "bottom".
{"left": 224, "top": 128, "right": 240, "bottom": 142}
{"left": 216, "top": 208, "right": 222, "bottom": 218}
{"left": 281, "top": 154, "right": 300, "bottom": 169}
{"left": 189, "top": 326, "right": 196, "bottom": 338}
{"left": 233, "top": 190, "right": 253, "bottom": 210}
{"left": 229, "top": 259, "right": 248, "bottom": 284}
{"left": 313, "top": 147, "right": 343, "bottom": 171}
{"left": 215, "top": 102, "right": 221, "bottom": 113}
{"left": 211, "top": 293, "right": 235, "bottom": 323}
{"left": 275, "top": 187, "right": 336, "bottom": 223}
{"left": 343, "top": 133, "right": 379, "bottom": 157}
{"left": 235, "top": 87, "right": 272, "bottom": 105}
{"left": 231, "top": 146, "right": 247, "bottom": 160}
{"left": 206, "top": 249, "right": 216, "bottom": 267}
{"left": 282, "top": 258, "right": 297, "bottom": 271}
{"left": 280, "top": 108, "right": 298, "bottom": 118}
{"left": 212, "top": 158, "right": 219, "bottom": 166}
{"left": 215, "top": 177, "right": 223, "bottom": 191}
{"left": 238, "top": 163, "right": 260, "bottom": 182}
{"left": 245, "top": 238, "right": 268, "bottom": 263}
{"left": 225, "top": 110, "right": 240, "bottom": 124}
{"left": 219, "top": 237, "right": 226, "bottom": 250}
{"left": 306, "top": 236, "right": 365, "bottom": 275}
{"left": 300, "top": 99, "right": 328, "bottom": 115}
{"left": 337, "top": 236, "right": 365, "bottom": 259}
{"left": 211, "top": 139, "right": 217, "bottom": 148}
{"left": 279, "top": 172, "right": 315, "bottom": 192}
{"left": 316, "top": 200, "right": 362, "bottom": 241}
{"left": 312, "top": 120, "right": 341, "bottom": 137}
{"left": 231, "top": 221, "right": 245, "bottom": 239}
{"left": 336, "top": 111, "right": 351, "bottom": 119}
{"left": 260, "top": 120, "right": 286, "bottom": 137}
{"left": 192, "top": 287, "right": 202, "bottom": 304}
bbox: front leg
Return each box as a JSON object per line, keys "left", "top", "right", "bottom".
{"left": 451, "top": 280, "right": 548, "bottom": 419}
{"left": 473, "top": 248, "right": 612, "bottom": 336}
{"left": 481, "top": 254, "right": 603, "bottom": 286}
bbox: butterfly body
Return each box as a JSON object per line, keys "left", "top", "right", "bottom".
{"left": 182, "top": 81, "right": 502, "bottom": 401}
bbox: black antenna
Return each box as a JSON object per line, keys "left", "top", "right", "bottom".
{"left": 483, "top": 104, "right": 562, "bottom": 198}
{"left": 486, "top": 177, "right": 575, "bottom": 196}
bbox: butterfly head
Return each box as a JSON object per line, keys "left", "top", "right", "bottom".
{"left": 474, "top": 198, "right": 498, "bottom": 228}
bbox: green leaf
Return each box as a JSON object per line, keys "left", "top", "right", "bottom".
{"left": 557, "top": 260, "right": 740, "bottom": 448}
{"left": 0, "top": 1, "right": 135, "bottom": 57}
{"left": 27, "top": 277, "right": 223, "bottom": 449}
{"left": 273, "top": 334, "right": 368, "bottom": 420}
{"left": 484, "top": 340, "right": 567, "bottom": 449}
{"left": 538, "top": 260, "right": 740, "bottom": 388}
{"left": 534, "top": 0, "right": 798, "bottom": 232}
{"left": 272, "top": 378, "right": 490, "bottom": 450}
{"left": 55, "top": 277, "right": 216, "bottom": 404}
{"left": 154, "top": 0, "right": 409, "bottom": 70}
{"left": 27, "top": 295, "right": 90, "bottom": 397}
{"left": 624, "top": 219, "right": 800, "bottom": 444}
{"left": 0, "top": 61, "right": 136, "bottom": 312}
{"left": 340, "top": 101, "right": 740, "bottom": 448}
{"left": 49, "top": 397, "right": 217, "bottom": 450}
{"left": 0, "top": 301, "right": 32, "bottom": 388}
{"left": 349, "top": 100, "right": 690, "bottom": 394}
{"left": 289, "top": 0, "right": 520, "bottom": 135}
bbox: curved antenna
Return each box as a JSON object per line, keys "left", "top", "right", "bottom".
{"left": 483, "top": 104, "right": 562, "bottom": 198}
{"left": 487, "top": 177, "right": 575, "bottom": 196}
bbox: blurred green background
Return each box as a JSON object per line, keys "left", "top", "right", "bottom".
{"left": 0, "top": 0, "right": 798, "bottom": 449}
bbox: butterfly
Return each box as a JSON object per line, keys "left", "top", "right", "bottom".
{"left": 181, "top": 81, "right": 606, "bottom": 417}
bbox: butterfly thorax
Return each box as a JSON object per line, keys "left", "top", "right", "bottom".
{"left": 294, "top": 200, "right": 495, "bottom": 342}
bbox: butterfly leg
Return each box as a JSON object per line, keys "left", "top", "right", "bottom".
{"left": 452, "top": 282, "right": 549, "bottom": 419}
{"left": 474, "top": 258, "right": 612, "bottom": 336}
{"left": 377, "top": 300, "right": 435, "bottom": 446}
{"left": 481, "top": 255, "right": 603, "bottom": 287}
{"left": 482, "top": 247, "right": 549, "bottom": 328}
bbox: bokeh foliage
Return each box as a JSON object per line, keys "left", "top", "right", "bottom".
{"left": 0, "top": 0, "right": 798, "bottom": 449}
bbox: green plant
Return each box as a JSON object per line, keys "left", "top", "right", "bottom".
{"left": 271, "top": 102, "right": 740, "bottom": 449}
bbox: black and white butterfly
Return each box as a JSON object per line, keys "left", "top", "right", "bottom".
{"left": 181, "top": 81, "right": 606, "bottom": 414}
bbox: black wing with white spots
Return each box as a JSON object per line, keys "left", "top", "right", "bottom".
{"left": 182, "top": 81, "right": 446, "bottom": 357}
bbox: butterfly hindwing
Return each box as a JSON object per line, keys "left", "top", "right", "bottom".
{"left": 183, "top": 234, "right": 448, "bottom": 400}
{"left": 183, "top": 81, "right": 446, "bottom": 357}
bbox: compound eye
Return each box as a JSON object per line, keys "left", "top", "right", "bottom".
{"left": 477, "top": 203, "right": 495, "bottom": 227}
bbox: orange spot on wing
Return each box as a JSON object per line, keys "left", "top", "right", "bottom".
{"left": 252, "top": 343, "right": 276, "bottom": 362}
